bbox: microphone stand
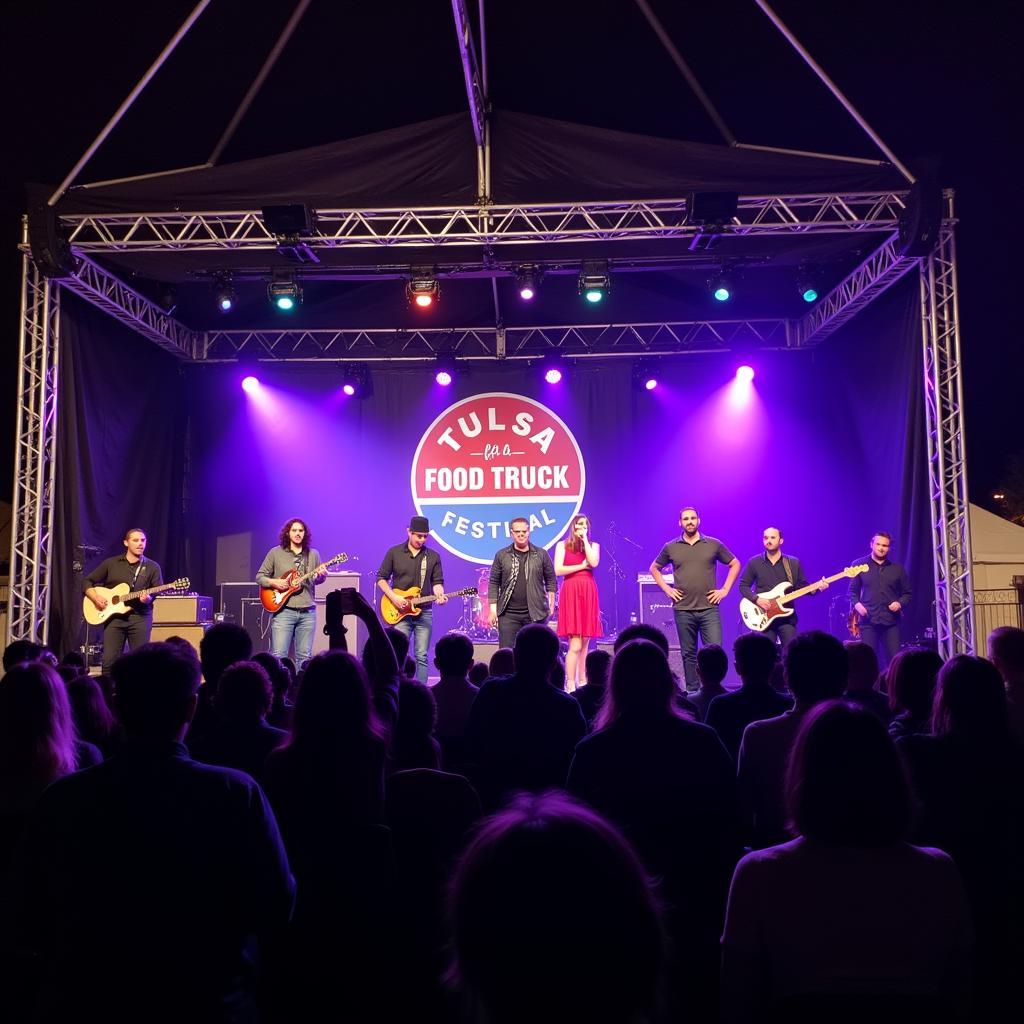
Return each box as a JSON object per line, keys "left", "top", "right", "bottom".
{"left": 605, "top": 522, "right": 642, "bottom": 638}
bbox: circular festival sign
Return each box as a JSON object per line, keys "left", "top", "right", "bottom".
{"left": 411, "top": 392, "right": 587, "bottom": 564}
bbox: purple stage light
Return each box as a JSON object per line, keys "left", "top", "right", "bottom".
{"left": 544, "top": 366, "right": 563, "bottom": 385}
{"left": 436, "top": 369, "right": 453, "bottom": 387}
{"left": 241, "top": 375, "right": 260, "bottom": 393}
{"left": 342, "top": 382, "right": 356, "bottom": 397}
{"left": 519, "top": 285, "right": 535, "bottom": 301}
{"left": 644, "top": 377, "right": 658, "bottom": 391}
{"left": 736, "top": 365, "right": 755, "bottom": 384}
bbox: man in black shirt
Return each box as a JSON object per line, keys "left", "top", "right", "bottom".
{"left": 849, "top": 531, "right": 912, "bottom": 669}
{"left": 84, "top": 527, "right": 163, "bottom": 675}
{"left": 488, "top": 517, "right": 557, "bottom": 650}
{"left": 738, "top": 526, "right": 826, "bottom": 650}
{"left": 650, "top": 506, "right": 740, "bottom": 692}
{"left": 377, "top": 515, "right": 447, "bottom": 682}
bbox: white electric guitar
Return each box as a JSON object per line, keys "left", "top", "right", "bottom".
{"left": 739, "top": 564, "right": 868, "bottom": 632}
{"left": 83, "top": 577, "right": 190, "bottom": 626}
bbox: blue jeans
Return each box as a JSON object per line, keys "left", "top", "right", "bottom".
{"left": 395, "top": 609, "right": 432, "bottom": 683}
{"left": 271, "top": 606, "right": 316, "bottom": 670}
{"left": 673, "top": 606, "right": 723, "bottom": 691}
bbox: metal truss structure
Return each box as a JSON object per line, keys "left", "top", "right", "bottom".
{"left": 920, "top": 220, "right": 975, "bottom": 658}
{"left": 8, "top": 256, "right": 61, "bottom": 643}
{"left": 8, "top": 191, "right": 975, "bottom": 654}
{"left": 61, "top": 191, "right": 908, "bottom": 253}
{"left": 203, "top": 318, "right": 792, "bottom": 361}
{"left": 60, "top": 256, "right": 197, "bottom": 359}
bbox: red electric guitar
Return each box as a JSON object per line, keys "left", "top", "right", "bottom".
{"left": 260, "top": 552, "right": 349, "bottom": 613}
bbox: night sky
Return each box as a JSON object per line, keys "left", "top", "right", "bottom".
{"left": 3, "top": 0, "right": 1020, "bottom": 508}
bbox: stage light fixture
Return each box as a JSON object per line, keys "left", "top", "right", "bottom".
{"left": 710, "top": 274, "right": 733, "bottom": 302}
{"left": 268, "top": 272, "right": 302, "bottom": 312}
{"left": 435, "top": 355, "right": 457, "bottom": 387}
{"left": 578, "top": 259, "right": 610, "bottom": 304}
{"left": 407, "top": 269, "right": 440, "bottom": 309}
{"left": 736, "top": 365, "right": 755, "bottom": 384}
{"left": 796, "top": 270, "right": 818, "bottom": 303}
{"left": 341, "top": 364, "right": 373, "bottom": 399}
{"left": 241, "top": 375, "right": 260, "bottom": 394}
{"left": 261, "top": 204, "right": 319, "bottom": 264}
{"left": 542, "top": 353, "right": 566, "bottom": 385}
{"left": 213, "top": 274, "right": 236, "bottom": 313}
{"left": 516, "top": 265, "right": 540, "bottom": 301}
{"left": 632, "top": 360, "right": 660, "bottom": 392}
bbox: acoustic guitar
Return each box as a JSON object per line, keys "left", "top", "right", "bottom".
{"left": 739, "top": 564, "right": 869, "bottom": 633}
{"left": 83, "top": 577, "right": 190, "bottom": 626}
{"left": 380, "top": 586, "right": 477, "bottom": 625}
{"left": 260, "top": 552, "right": 349, "bottom": 613}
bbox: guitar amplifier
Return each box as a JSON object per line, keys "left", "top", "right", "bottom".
{"left": 637, "top": 572, "right": 675, "bottom": 631}
{"left": 150, "top": 622, "right": 211, "bottom": 656}
{"left": 153, "top": 594, "right": 213, "bottom": 624}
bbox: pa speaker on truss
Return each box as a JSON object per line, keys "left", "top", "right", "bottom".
{"left": 27, "top": 203, "right": 79, "bottom": 278}
{"left": 898, "top": 182, "right": 944, "bottom": 259}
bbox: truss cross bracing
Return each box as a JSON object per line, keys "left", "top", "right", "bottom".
{"left": 920, "top": 222, "right": 974, "bottom": 658}
{"left": 8, "top": 257, "right": 61, "bottom": 644}
{"left": 60, "top": 191, "right": 909, "bottom": 253}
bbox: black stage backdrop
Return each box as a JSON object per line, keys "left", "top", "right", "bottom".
{"left": 50, "top": 294, "right": 188, "bottom": 656}
{"left": 48, "top": 279, "right": 931, "bottom": 658}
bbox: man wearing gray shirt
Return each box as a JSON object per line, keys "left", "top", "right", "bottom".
{"left": 649, "top": 506, "right": 741, "bottom": 692}
{"left": 256, "top": 517, "right": 326, "bottom": 670}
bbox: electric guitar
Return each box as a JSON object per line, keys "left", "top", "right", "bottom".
{"left": 739, "top": 564, "right": 869, "bottom": 633}
{"left": 847, "top": 609, "right": 862, "bottom": 639}
{"left": 260, "top": 553, "right": 349, "bottom": 613}
{"left": 83, "top": 578, "right": 190, "bottom": 626}
{"left": 380, "top": 586, "right": 477, "bottom": 625}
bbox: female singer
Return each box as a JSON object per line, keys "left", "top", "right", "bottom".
{"left": 555, "top": 514, "right": 601, "bottom": 691}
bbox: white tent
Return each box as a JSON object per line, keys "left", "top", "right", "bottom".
{"left": 971, "top": 503, "right": 1024, "bottom": 588}
{"left": 970, "top": 503, "right": 1024, "bottom": 643}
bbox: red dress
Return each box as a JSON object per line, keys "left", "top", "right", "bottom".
{"left": 557, "top": 545, "right": 602, "bottom": 637}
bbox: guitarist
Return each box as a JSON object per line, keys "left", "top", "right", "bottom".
{"left": 376, "top": 515, "right": 447, "bottom": 683}
{"left": 256, "top": 518, "right": 327, "bottom": 671}
{"left": 738, "top": 527, "right": 827, "bottom": 649}
{"left": 83, "top": 527, "right": 163, "bottom": 674}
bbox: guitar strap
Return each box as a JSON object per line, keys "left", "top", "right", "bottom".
{"left": 130, "top": 560, "right": 144, "bottom": 589}
{"left": 781, "top": 556, "right": 794, "bottom": 585}
{"left": 419, "top": 552, "right": 428, "bottom": 592}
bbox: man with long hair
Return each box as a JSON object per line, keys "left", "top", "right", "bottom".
{"left": 256, "top": 518, "right": 327, "bottom": 671}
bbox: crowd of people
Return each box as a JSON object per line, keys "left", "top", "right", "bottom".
{"left": 1, "top": 603, "right": 1022, "bottom": 1023}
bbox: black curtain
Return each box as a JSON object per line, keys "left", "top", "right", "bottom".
{"left": 50, "top": 294, "right": 188, "bottom": 656}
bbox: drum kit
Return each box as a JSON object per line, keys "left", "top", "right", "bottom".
{"left": 456, "top": 567, "right": 497, "bottom": 639}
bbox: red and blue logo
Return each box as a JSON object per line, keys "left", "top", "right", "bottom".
{"left": 411, "top": 393, "right": 586, "bottom": 564}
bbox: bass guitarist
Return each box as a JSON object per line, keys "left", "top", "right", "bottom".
{"left": 84, "top": 527, "right": 163, "bottom": 674}
{"left": 256, "top": 518, "right": 328, "bottom": 670}
{"left": 738, "top": 526, "right": 827, "bottom": 650}
{"left": 376, "top": 515, "right": 447, "bottom": 683}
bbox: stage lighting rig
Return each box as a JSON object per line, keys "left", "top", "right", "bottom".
{"left": 434, "top": 354, "right": 458, "bottom": 387}
{"left": 709, "top": 273, "right": 734, "bottom": 303}
{"left": 542, "top": 352, "right": 566, "bottom": 384}
{"left": 341, "top": 364, "right": 373, "bottom": 399}
{"left": 516, "top": 265, "right": 541, "bottom": 301}
{"left": 578, "top": 260, "right": 610, "bottom": 304}
{"left": 261, "top": 204, "right": 320, "bottom": 264}
{"left": 632, "top": 359, "right": 660, "bottom": 392}
{"left": 268, "top": 271, "right": 302, "bottom": 312}
{"left": 796, "top": 270, "right": 819, "bottom": 303}
{"left": 407, "top": 268, "right": 440, "bottom": 308}
{"left": 213, "top": 274, "right": 236, "bottom": 313}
